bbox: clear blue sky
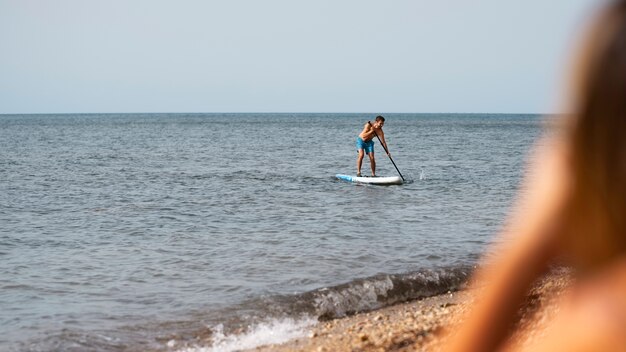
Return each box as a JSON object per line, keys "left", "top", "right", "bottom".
{"left": 0, "top": 0, "right": 599, "bottom": 114}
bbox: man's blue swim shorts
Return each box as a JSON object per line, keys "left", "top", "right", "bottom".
{"left": 356, "top": 137, "right": 375, "bottom": 154}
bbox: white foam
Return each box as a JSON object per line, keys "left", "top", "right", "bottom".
{"left": 177, "top": 317, "right": 317, "bottom": 352}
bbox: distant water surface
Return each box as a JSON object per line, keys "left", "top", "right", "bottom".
{"left": 0, "top": 113, "right": 544, "bottom": 351}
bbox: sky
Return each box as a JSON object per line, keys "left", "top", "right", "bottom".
{"left": 0, "top": 0, "right": 600, "bottom": 114}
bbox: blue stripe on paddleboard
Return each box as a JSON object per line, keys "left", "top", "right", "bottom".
{"left": 335, "top": 174, "right": 354, "bottom": 182}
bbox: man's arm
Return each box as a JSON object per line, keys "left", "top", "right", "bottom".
{"left": 443, "top": 141, "right": 568, "bottom": 351}
{"left": 378, "top": 129, "right": 390, "bottom": 155}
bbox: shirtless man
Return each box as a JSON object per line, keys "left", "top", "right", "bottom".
{"left": 356, "top": 115, "right": 389, "bottom": 177}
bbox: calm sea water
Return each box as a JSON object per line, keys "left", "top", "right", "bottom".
{"left": 1, "top": 113, "right": 543, "bottom": 351}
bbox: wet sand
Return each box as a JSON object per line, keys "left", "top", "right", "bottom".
{"left": 250, "top": 269, "right": 573, "bottom": 352}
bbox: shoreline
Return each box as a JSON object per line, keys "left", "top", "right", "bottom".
{"left": 249, "top": 269, "right": 573, "bottom": 352}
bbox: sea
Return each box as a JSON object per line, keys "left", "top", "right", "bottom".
{"left": 1, "top": 113, "right": 545, "bottom": 351}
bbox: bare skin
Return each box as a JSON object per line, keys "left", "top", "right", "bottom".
{"left": 357, "top": 120, "right": 389, "bottom": 177}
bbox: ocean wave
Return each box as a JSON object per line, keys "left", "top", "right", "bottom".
{"left": 305, "top": 266, "right": 472, "bottom": 320}
{"left": 181, "top": 266, "right": 473, "bottom": 352}
{"left": 11, "top": 266, "right": 473, "bottom": 352}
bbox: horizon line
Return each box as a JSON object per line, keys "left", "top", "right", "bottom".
{"left": 0, "top": 111, "right": 564, "bottom": 116}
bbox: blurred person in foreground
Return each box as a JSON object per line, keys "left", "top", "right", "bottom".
{"left": 444, "top": 1, "right": 626, "bottom": 351}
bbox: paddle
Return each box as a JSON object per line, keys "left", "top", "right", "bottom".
{"left": 368, "top": 122, "right": 405, "bottom": 182}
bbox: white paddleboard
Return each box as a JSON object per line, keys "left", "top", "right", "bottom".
{"left": 336, "top": 174, "right": 403, "bottom": 185}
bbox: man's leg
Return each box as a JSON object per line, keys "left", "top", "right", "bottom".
{"left": 356, "top": 149, "right": 364, "bottom": 176}
{"left": 368, "top": 152, "right": 376, "bottom": 177}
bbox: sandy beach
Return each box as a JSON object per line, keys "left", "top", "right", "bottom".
{"left": 250, "top": 269, "right": 573, "bottom": 352}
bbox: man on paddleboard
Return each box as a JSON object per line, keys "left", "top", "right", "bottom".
{"left": 356, "top": 115, "right": 390, "bottom": 177}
